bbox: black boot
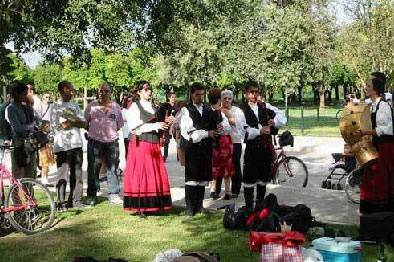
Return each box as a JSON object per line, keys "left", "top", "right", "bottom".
{"left": 244, "top": 187, "right": 255, "bottom": 210}
{"left": 56, "top": 179, "right": 67, "bottom": 212}
{"left": 256, "top": 184, "right": 266, "bottom": 210}
{"left": 185, "top": 185, "right": 194, "bottom": 217}
{"left": 215, "top": 177, "right": 222, "bottom": 195}
{"left": 195, "top": 186, "right": 205, "bottom": 214}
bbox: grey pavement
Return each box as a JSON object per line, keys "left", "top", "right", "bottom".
{"left": 2, "top": 135, "right": 359, "bottom": 225}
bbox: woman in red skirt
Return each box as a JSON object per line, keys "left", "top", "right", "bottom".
{"left": 208, "top": 88, "right": 234, "bottom": 200}
{"left": 123, "top": 81, "right": 172, "bottom": 214}
{"left": 359, "top": 73, "right": 394, "bottom": 214}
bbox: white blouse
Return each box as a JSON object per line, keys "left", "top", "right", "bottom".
{"left": 229, "top": 106, "right": 247, "bottom": 144}
{"left": 246, "top": 102, "right": 287, "bottom": 140}
{"left": 126, "top": 101, "right": 162, "bottom": 135}
{"left": 371, "top": 98, "right": 393, "bottom": 136}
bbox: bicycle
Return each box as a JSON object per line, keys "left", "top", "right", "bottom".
{"left": 344, "top": 167, "right": 362, "bottom": 204}
{"left": 272, "top": 146, "right": 309, "bottom": 188}
{"left": 0, "top": 143, "right": 56, "bottom": 234}
{"left": 335, "top": 109, "right": 343, "bottom": 122}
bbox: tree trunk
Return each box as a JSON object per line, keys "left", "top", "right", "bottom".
{"left": 335, "top": 85, "right": 340, "bottom": 101}
{"left": 297, "top": 86, "right": 302, "bottom": 105}
{"left": 268, "top": 90, "right": 274, "bottom": 103}
{"left": 2, "top": 86, "right": 6, "bottom": 102}
{"left": 285, "top": 88, "right": 288, "bottom": 114}
{"left": 343, "top": 85, "right": 348, "bottom": 99}
{"left": 83, "top": 86, "right": 88, "bottom": 110}
{"left": 319, "top": 87, "right": 325, "bottom": 108}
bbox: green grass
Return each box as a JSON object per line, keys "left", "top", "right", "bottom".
{"left": 0, "top": 199, "right": 393, "bottom": 262}
{"left": 281, "top": 107, "right": 342, "bottom": 137}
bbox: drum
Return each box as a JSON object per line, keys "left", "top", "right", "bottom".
{"left": 351, "top": 136, "right": 379, "bottom": 166}
{"left": 339, "top": 102, "right": 372, "bottom": 144}
{"left": 339, "top": 102, "right": 379, "bottom": 166}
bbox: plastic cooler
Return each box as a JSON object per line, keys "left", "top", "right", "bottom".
{"left": 311, "top": 237, "right": 361, "bottom": 262}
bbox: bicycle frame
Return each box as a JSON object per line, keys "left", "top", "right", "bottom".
{"left": 0, "top": 154, "right": 38, "bottom": 213}
{"left": 272, "top": 147, "right": 293, "bottom": 178}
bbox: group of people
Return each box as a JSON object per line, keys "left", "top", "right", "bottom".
{"left": 0, "top": 79, "right": 287, "bottom": 217}
{"left": 2, "top": 72, "right": 392, "bottom": 220}
{"left": 122, "top": 81, "right": 286, "bottom": 216}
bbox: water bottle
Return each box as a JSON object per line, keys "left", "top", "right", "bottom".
{"left": 377, "top": 243, "right": 387, "bottom": 262}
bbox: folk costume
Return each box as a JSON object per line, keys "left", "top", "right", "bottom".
{"left": 214, "top": 106, "right": 246, "bottom": 197}
{"left": 210, "top": 110, "right": 233, "bottom": 198}
{"left": 242, "top": 101, "right": 287, "bottom": 209}
{"left": 123, "top": 100, "right": 172, "bottom": 213}
{"left": 360, "top": 98, "right": 394, "bottom": 214}
{"left": 180, "top": 102, "right": 217, "bottom": 215}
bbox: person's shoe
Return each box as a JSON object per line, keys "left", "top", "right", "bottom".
{"left": 231, "top": 194, "right": 238, "bottom": 199}
{"left": 72, "top": 202, "right": 91, "bottom": 209}
{"left": 224, "top": 194, "right": 231, "bottom": 200}
{"left": 57, "top": 203, "right": 67, "bottom": 213}
{"left": 84, "top": 197, "right": 97, "bottom": 206}
{"left": 108, "top": 194, "right": 123, "bottom": 205}
{"left": 210, "top": 192, "right": 220, "bottom": 200}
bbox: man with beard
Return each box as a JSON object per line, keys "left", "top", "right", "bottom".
{"left": 242, "top": 81, "right": 287, "bottom": 210}
{"left": 180, "top": 83, "right": 219, "bottom": 216}
{"left": 85, "top": 83, "right": 123, "bottom": 206}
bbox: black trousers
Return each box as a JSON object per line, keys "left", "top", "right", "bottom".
{"left": 215, "top": 143, "right": 242, "bottom": 195}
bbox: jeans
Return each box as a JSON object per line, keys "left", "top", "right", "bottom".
{"left": 87, "top": 138, "right": 120, "bottom": 197}
{"left": 55, "top": 148, "right": 83, "bottom": 205}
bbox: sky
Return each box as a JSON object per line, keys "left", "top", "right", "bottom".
{"left": 12, "top": 0, "right": 353, "bottom": 69}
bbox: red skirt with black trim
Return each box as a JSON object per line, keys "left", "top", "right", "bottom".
{"left": 360, "top": 142, "right": 394, "bottom": 214}
{"left": 123, "top": 137, "right": 172, "bottom": 213}
{"left": 212, "top": 135, "right": 234, "bottom": 179}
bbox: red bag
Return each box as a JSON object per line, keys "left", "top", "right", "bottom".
{"left": 248, "top": 231, "right": 305, "bottom": 252}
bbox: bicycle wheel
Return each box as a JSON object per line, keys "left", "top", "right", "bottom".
{"left": 336, "top": 109, "right": 343, "bottom": 122}
{"left": 275, "top": 156, "right": 308, "bottom": 187}
{"left": 5, "top": 178, "right": 56, "bottom": 234}
{"left": 345, "top": 168, "right": 361, "bottom": 204}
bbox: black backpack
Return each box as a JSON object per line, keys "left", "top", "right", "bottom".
{"left": 278, "top": 130, "right": 294, "bottom": 147}
{"left": 0, "top": 102, "right": 11, "bottom": 140}
{"left": 280, "top": 204, "right": 313, "bottom": 234}
{"left": 223, "top": 204, "right": 251, "bottom": 231}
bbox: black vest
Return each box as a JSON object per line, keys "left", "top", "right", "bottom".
{"left": 371, "top": 99, "right": 394, "bottom": 146}
{"left": 186, "top": 103, "right": 217, "bottom": 133}
{"left": 242, "top": 102, "right": 278, "bottom": 137}
{"left": 135, "top": 101, "right": 160, "bottom": 143}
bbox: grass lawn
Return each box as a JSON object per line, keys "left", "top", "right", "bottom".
{"left": 282, "top": 107, "right": 342, "bottom": 137}
{"left": 1, "top": 198, "right": 393, "bottom": 262}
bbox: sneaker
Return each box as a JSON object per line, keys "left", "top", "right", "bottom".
{"left": 84, "top": 197, "right": 97, "bottom": 206}
{"left": 224, "top": 194, "right": 231, "bottom": 200}
{"left": 108, "top": 194, "right": 123, "bottom": 205}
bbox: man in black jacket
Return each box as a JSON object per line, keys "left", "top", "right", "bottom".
{"left": 180, "top": 83, "right": 219, "bottom": 216}
{"left": 242, "top": 81, "right": 287, "bottom": 210}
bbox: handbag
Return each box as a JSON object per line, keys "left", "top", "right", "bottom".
{"left": 249, "top": 231, "right": 305, "bottom": 252}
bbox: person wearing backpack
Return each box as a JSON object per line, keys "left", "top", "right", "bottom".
{"left": 357, "top": 73, "right": 394, "bottom": 215}
{"left": 6, "top": 82, "right": 37, "bottom": 179}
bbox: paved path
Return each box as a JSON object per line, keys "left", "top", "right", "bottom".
{"left": 2, "top": 135, "right": 359, "bottom": 225}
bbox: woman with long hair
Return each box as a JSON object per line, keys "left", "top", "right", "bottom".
{"left": 123, "top": 81, "right": 172, "bottom": 214}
